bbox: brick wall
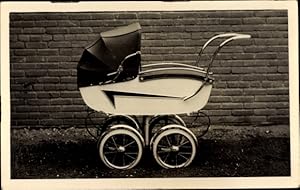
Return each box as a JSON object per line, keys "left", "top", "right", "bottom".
{"left": 10, "top": 10, "right": 289, "bottom": 128}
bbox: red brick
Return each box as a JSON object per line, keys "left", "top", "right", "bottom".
{"left": 48, "top": 42, "right": 72, "bottom": 48}
{"left": 69, "top": 27, "right": 92, "bottom": 34}
{"left": 266, "top": 74, "right": 289, "bottom": 81}
{"left": 209, "top": 110, "right": 232, "bottom": 116}
{"left": 23, "top": 28, "right": 45, "bottom": 34}
{"left": 254, "top": 109, "right": 277, "bottom": 116}
{"left": 243, "top": 18, "right": 266, "bottom": 24}
{"left": 18, "top": 35, "right": 30, "bottom": 42}
{"left": 14, "top": 49, "right": 36, "bottom": 56}
{"left": 242, "top": 74, "right": 267, "bottom": 81}
{"left": 47, "top": 56, "right": 71, "bottom": 62}
{"left": 222, "top": 89, "right": 243, "bottom": 96}
{"left": 232, "top": 110, "right": 254, "bottom": 116}
{"left": 40, "top": 119, "right": 63, "bottom": 126}
{"left": 266, "top": 17, "right": 288, "bottom": 24}
{"left": 90, "top": 13, "right": 115, "bottom": 20}
{"left": 61, "top": 105, "right": 86, "bottom": 112}
{"left": 29, "top": 35, "right": 43, "bottom": 42}
{"left": 173, "top": 47, "right": 196, "bottom": 54}
{"left": 244, "top": 103, "right": 268, "bottom": 109}
{"left": 222, "top": 102, "right": 244, "bottom": 109}
{"left": 37, "top": 77, "right": 60, "bottom": 84}
{"left": 267, "top": 116, "right": 289, "bottom": 124}
{"left": 246, "top": 116, "right": 267, "bottom": 123}
{"left": 138, "top": 13, "right": 161, "bottom": 19}
{"left": 25, "top": 42, "right": 47, "bottom": 49}
{"left": 53, "top": 35, "right": 64, "bottom": 41}
{"left": 25, "top": 70, "right": 47, "bottom": 77}
{"left": 11, "top": 42, "right": 25, "bottom": 49}
{"left": 9, "top": 35, "right": 18, "bottom": 42}
{"left": 50, "top": 98, "right": 72, "bottom": 105}
{"left": 57, "top": 20, "right": 79, "bottom": 27}
{"left": 37, "top": 92, "right": 60, "bottom": 98}
{"left": 37, "top": 49, "right": 59, "bottom": 56}
{"left": 35, "top": 20, "right": 57, "bottom": 27}
{"left": 220, "top": 18, "right": 242, "bottom": 25}
{"left": 10, "top": 28, "right": 23, "bottom": 34}
{"left": 204, "top": 103, "right": 222, "bottom": 110}
{"left": 45, "top": 14, "right": 69, "bottom": 20}
{"left": 210, "top": 96, "right": 232, "bottom": 103}
{"left": 115, "top": 13, "right": 137, "bottom": 19}
{"left": 16, "top": 106, "right": 39, "bottom": 112}
{"left": 266, "top": 102, "right": 289, "bottom": 108}
{"left": 276, "top": 109, "right": 289, "bottom": 115}
{"left": 150, "top": 47, "right": 173, "bottom": 54}
{"left": 46, "top": 27, "right": 69, "bottom": 34}
{"left": 278, "top": 66, "right": 288, "bottom": 73}
{"left": 232, "top": 67, "right": 255, "bottom": 74}
{"left": 255, "top": 11, "right": 287, "bottom": 17}
{"left": 254, "top": 39, "right": 288, "bottom": 45}
{"left": 60, "top": 91, "right": 80, "bottom": 98}
{"left": 17, "top": 120, "right": 40, "bottom": 126}
{"left": 266, "top": 88, "right": 289, "bottom": 95}
{"left": 39, "top": 106, "right": 61, "bottom": 112}
{"left": 36, "top": 63, "right": 59, "bottom": 69}
{"left": 232, "top": 96, "right": 254, "bottom": 102}
{"left": 227, "top": 82, "right": 250, "bottom": 88}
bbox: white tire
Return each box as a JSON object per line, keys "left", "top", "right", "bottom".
{"left": 151, "top": 124, "right": 197, "bottom": 169}
{"left": 98, "top": 124, "right": 144, "bottom": 170}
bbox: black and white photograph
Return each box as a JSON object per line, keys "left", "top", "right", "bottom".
{"left": 1, "top": 1, "right": 299, "bottom": 189}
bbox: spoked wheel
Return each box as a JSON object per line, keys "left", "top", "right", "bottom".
{"left": 151, "top": 124, "right": 197, "bottom": 169}
{"left": 98, "top": 124, "right": 144, "bottom": 170}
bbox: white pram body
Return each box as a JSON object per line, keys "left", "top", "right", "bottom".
{"left": 79, "top": 67, "right": 213, "bottom": 115}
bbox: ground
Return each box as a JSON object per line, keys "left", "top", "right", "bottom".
{"left": 10, "top": 125, "right": 290, "bottom": 178}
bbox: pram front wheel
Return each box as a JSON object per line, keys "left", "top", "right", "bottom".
{"left": 98, "top": 124, "right": 144, "bottom": 170}
{"left": 151, "top": 124, "right": 197, "bottom": 169}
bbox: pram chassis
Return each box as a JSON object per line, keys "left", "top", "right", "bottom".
{"left": 79, "top": 28, "right": 251, "bottom": 170}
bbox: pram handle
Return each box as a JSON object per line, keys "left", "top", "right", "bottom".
{"left": 196, "top": 33, "right": 251, "bottom": 71}
{"left": 184, "top": 33, "right": 251, "bottom": 101}
{"left": 202, "top": 33, "right": 251, "bottom": 79}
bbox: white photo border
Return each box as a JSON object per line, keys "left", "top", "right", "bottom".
{"left": 1, "top": 1, "right": 299, "bottom": 189}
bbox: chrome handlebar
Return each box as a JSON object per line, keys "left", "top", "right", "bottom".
{"left": 184, "top": 33, "right": 251, "bottom": 101}
{"left": 198, "top": 33, "right": 251, "bottom": 58}
{"left": 196, "top": 33, "right": 251, "bottom": 79}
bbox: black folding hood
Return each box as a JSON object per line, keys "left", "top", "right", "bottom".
{"left": 77, "top": 23, "right": 141, "bottom": 87}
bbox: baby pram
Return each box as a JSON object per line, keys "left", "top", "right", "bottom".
{"left": 78, "top": 23, "right": 250, "bottom": 170}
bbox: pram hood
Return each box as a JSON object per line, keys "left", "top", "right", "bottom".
{"left": 77, "top": 23, "right": 141, "bottom": 87}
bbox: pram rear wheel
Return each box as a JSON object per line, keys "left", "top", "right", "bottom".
{"left": 151, "top": 124, "right": 197, "bottom": 169}
{"left": 149, "top": 115, "right": 186, "bottom": 135}
{"left": 102, "top": 115, "right": 140, "bottom": 131}
{"left": 98, "top": 124, "right": 144, "bottom": 170}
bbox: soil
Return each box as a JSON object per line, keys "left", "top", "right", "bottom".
{"left": 10, "top": 125, "right": 290, "bottom": 179}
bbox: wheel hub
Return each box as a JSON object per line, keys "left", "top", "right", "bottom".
{"left": 171, "top": 145, "right": 179, "bottom": 152}
{"left": 117, "top": 146, "right": 126, "bottom": 153}
{"left": 161, "top": 145, "right": 180, "bottom": 152}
